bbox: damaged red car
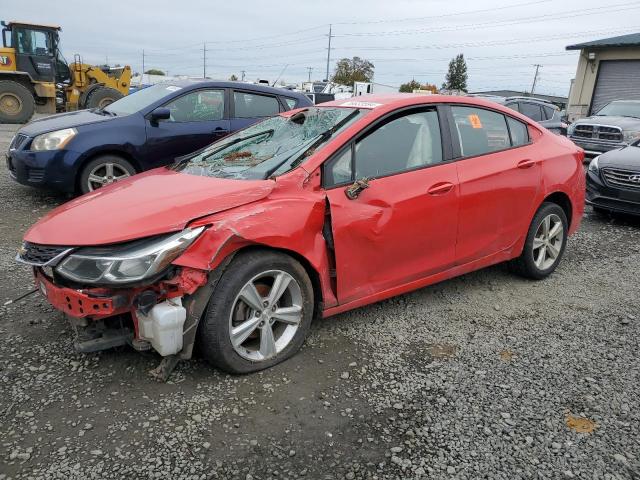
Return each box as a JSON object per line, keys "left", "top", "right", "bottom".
{"left": 17, "top": 94, "right": 585, "bottom": 376}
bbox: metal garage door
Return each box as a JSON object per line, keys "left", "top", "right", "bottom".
{"left": 591, "top": 60, "right": 640, "bottom": 114}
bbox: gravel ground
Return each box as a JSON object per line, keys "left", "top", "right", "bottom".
{"left": 0, "top": 121, "right": 639, "bottom": 480}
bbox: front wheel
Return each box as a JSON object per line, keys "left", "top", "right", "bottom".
{"left": 79, "top": 155, "right": 136, "bottom": 194}
{"left": 197, "top": 250, "right": 314, "bottom": 374}
{"left": 510, "top": 202, "right": 568, "bottom": 280}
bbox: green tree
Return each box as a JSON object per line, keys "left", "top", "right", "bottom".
{"left": 332, "top": 57, "right": 374, "bottom": 86}
{"left": 399, "top": 79, "right": 423, "bottom": 93}
{"left": 442, "top": 54, "right": 468, "bottom": 92}
{"left": 144, "top": 69, "right": 165, "bottom": 76}
{"left": 229, "top": 74, "right": 238, "bottom": 81}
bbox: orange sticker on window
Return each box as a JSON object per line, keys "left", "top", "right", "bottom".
{"left": 467, "top": 113, "right": 482, "bottom": 128}
{"left": 468, "top": 114, "right": 483, "bottom": 129}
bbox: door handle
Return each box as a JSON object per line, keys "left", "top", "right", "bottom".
{"left": 213, "top": 128, "right": 229, "bottom": 134}
{"left": 517, "top": 159, "right": 535, "bottom": 169}
{"left": 427, "top": 182, "right": 454, "bottom": 195}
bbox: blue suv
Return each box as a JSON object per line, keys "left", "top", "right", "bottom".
{"left": 7, "top": 81, "right": 312, "bottom": 194}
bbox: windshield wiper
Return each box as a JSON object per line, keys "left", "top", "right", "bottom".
{"left": 265, "top": 109, "right": 361, "bottom": 178}
{"left": 169, "top": 129, "right": 275, "bottom": 171}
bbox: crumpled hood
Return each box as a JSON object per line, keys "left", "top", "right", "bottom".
{"left": 19, "top": 109, "right": 114, "bottom": 136}
{"left": 599, "top": 145, "right": 640, "bottom": 170}
{"left": 574, "top": 115, "right": 640, "bottom": 131}
{"left": 24, "top": 169, "right": 274, "bottom": 246}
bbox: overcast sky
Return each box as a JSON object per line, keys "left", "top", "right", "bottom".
{"left": 7, "top": 0, "right": 640, "bottom": 95}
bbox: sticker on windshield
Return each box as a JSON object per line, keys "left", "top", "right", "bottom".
{"left": 166, "top": 86, "right": 182, "bottom": 92}
{"left": 340, "top": 101, "right": 382, "bottom": 108}
{"left": 468, "top": 114, "right": 483, "bottom": 129}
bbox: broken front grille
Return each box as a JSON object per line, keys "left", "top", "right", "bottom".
{"left": 602, "top": 167, "right": 640, "bottom": 190}
{"left": 17, "top": 242, "right": 72, "bottom": 266}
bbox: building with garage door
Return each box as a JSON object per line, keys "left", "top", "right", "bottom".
{"left": 566, "top": 33, "right": 640, "bottom": 122}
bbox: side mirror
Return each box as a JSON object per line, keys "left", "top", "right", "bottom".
{"left": 149, "top": 107, "right": 170, "bottom": 123}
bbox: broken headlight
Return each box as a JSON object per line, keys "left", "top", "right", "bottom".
{"left": 56, "top": 227, "right": 204, "bottom": 285}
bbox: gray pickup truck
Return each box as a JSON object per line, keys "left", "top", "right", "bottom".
{"left": 568, "top": 100, "right": 640, "bottom": 156}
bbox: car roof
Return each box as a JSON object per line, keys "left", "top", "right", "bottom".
{"left": 160, "top": 80, "right": 308, "bottom": 99}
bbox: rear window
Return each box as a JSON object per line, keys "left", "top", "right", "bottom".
{"left": 507, "top": 117, "right": 529, "bottom": 146}
{"left": 283, "top": 98, "right": 298, "bottom": 110}
{"left": 234, "top": 91, "right": 280, "bottom": 118}
{"left": 519, "top": 102, "right": 543, "bottom": 122}
{"left": 451, "top": 106, "right": 511, "bottom": 157}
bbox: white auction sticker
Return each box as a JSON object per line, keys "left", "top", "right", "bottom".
{"left": 340, "top": 101, "right": 382, "bottom": 108}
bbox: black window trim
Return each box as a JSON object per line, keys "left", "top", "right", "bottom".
{"left": 154, "top": 86, "right": 229, "bottom": 122}
{"left": 230, "top": 88, "right": 283, "bottom": 119}
{"left": 444, "top": 103, "right": 533, "bottom": 161}
{"left": 322, "top": 104, "right": 453, "bottom": 190}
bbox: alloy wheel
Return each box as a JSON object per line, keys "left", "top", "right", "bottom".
{"left": 532, "top": 213, "right": 564, "bottom": 270}
{"left": 229, "top": 270, "right": 303, "bottom": 361}
{"left": 87, "top": 162, "right": 131, "bottom": 191}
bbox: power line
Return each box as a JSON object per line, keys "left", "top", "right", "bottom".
{"left": 334, "top": 0, "right": 552, "bottom": 25}
{"left": 335, "top": 1, "right": 640, "bottom": 37}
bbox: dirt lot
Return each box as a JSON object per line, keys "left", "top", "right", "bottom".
{"left": 0, "top": 121, "right": 639, "bottom": 480}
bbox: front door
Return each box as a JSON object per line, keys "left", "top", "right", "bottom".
{"left": 143, "top": 88, "right": 230, "bottom": 168}
{"left": 13, "top": 27, "right": 55, "bottom": 82}
{"left": 324, "top": 108, "right": 459, "bottom": 305}
{"left": 449, "top": 105, "right": 542, "bottom": 264}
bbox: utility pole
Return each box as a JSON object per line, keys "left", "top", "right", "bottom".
{"left": 307, "top": 67, "right": 313, "bottom": 82}
{"left": 141, "top": 49, "right": 145, "bottom": 85}
{"left": 241, "top": 70, "right": 246, "bottom": 81}
{"left": 531, "top": 64, "right": 542, "bottom": 95}
{"left": 325, "top": 24, "right": 332, "bottom": 82}
{"left": 203, "top": 42, "right": 207, "bottom": 79}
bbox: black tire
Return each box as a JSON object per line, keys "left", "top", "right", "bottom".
{"left": 0, "top": 80, "right": 35, "bottom": 123}
{"left": 197, "top": 250, "right": 314, "bottom": 374}
{"left": 510, "top": 202, "right": 568, "bottom": 280}
{"left": 84, "top": 87, "right": 123, "bottom": 109}
{"left": 78, "top": 155, "right": 137, "bottom": 194}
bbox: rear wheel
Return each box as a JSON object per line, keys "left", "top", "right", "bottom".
{"left": 197, "top": 250, "right": 314, "bottom": 374}
{"left": 84, "top": 87, "right": 123, "bottom": 109}
{"left": 79, "top": 155, "right": 136, "bottom": 194}
{"left": 510, "top": 202, "right": 568, "bottom": 280}
{"left": 0, "top": 80, "right": 35, "bottom": 123}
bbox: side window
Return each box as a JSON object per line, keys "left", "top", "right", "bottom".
{"left": 505, "top": 102, "right": 520, "bottom": 112}
{"left": 507, "top": 117, "right": 529, "bottom": 146}
{"left": 283, "top": 97, "right": 298, "bottom": 110}
{"left": 16, "top": 29, "right": 52, "bottom": 56}
{"left": 542, "top": 106, "right": 555, "bottom": 120}
{"left": 164, "top": 89, "right": 224, "bottom": 122}
{"left": 234, "top": 91, "right": 280, "bottom": 118}
{"left": 519, "top": 102, "right": 543, "bottom": 122}
{"left": 324, "top": 146, "right": 353, "bottom": 186}
{"left": 355, "top": 109, "right": 443, "bottom": 179}
{"left": 451, "top": 106, "right": 511, "bottom": 157}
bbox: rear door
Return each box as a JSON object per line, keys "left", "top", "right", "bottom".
{"left": 449, "top": 105, "right": 541, "bottom": 265}
{"left": 143, "top": 88, "right": 229, "bottom": 167}
{"left": 230, "top": 90, "right": 283, "bottom": 131}
{"left": 324, "top": 107, "right": 459, "bottom": 305}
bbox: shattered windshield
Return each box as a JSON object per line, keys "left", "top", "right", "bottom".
{"left": 175, "top": 107, "right": 365, "bottom": 180}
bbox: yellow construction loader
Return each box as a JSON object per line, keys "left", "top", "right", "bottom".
{"left": 0, "top": 21, "right": 131, "bottom": 123}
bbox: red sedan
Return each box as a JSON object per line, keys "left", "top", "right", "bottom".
{"left": 17, "top": 94, "right": 585, "bottom": 376}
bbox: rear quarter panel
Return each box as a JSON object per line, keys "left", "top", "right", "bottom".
{"left": 539, "top": 131, "right": 585, "bottom": 234}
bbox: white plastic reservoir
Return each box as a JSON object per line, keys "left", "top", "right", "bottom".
{"left": 137, "top": 297, "right": 186, "bottom": 356}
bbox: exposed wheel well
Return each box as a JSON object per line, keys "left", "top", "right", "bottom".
{"left": 220, "top": 245, "right": 324, "bottom": 319}
{"left": 543, "top": 191, "right": 572, "bottom": 228}
{"left": 75, "top": 150, "right": 141, "bottom": 191}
